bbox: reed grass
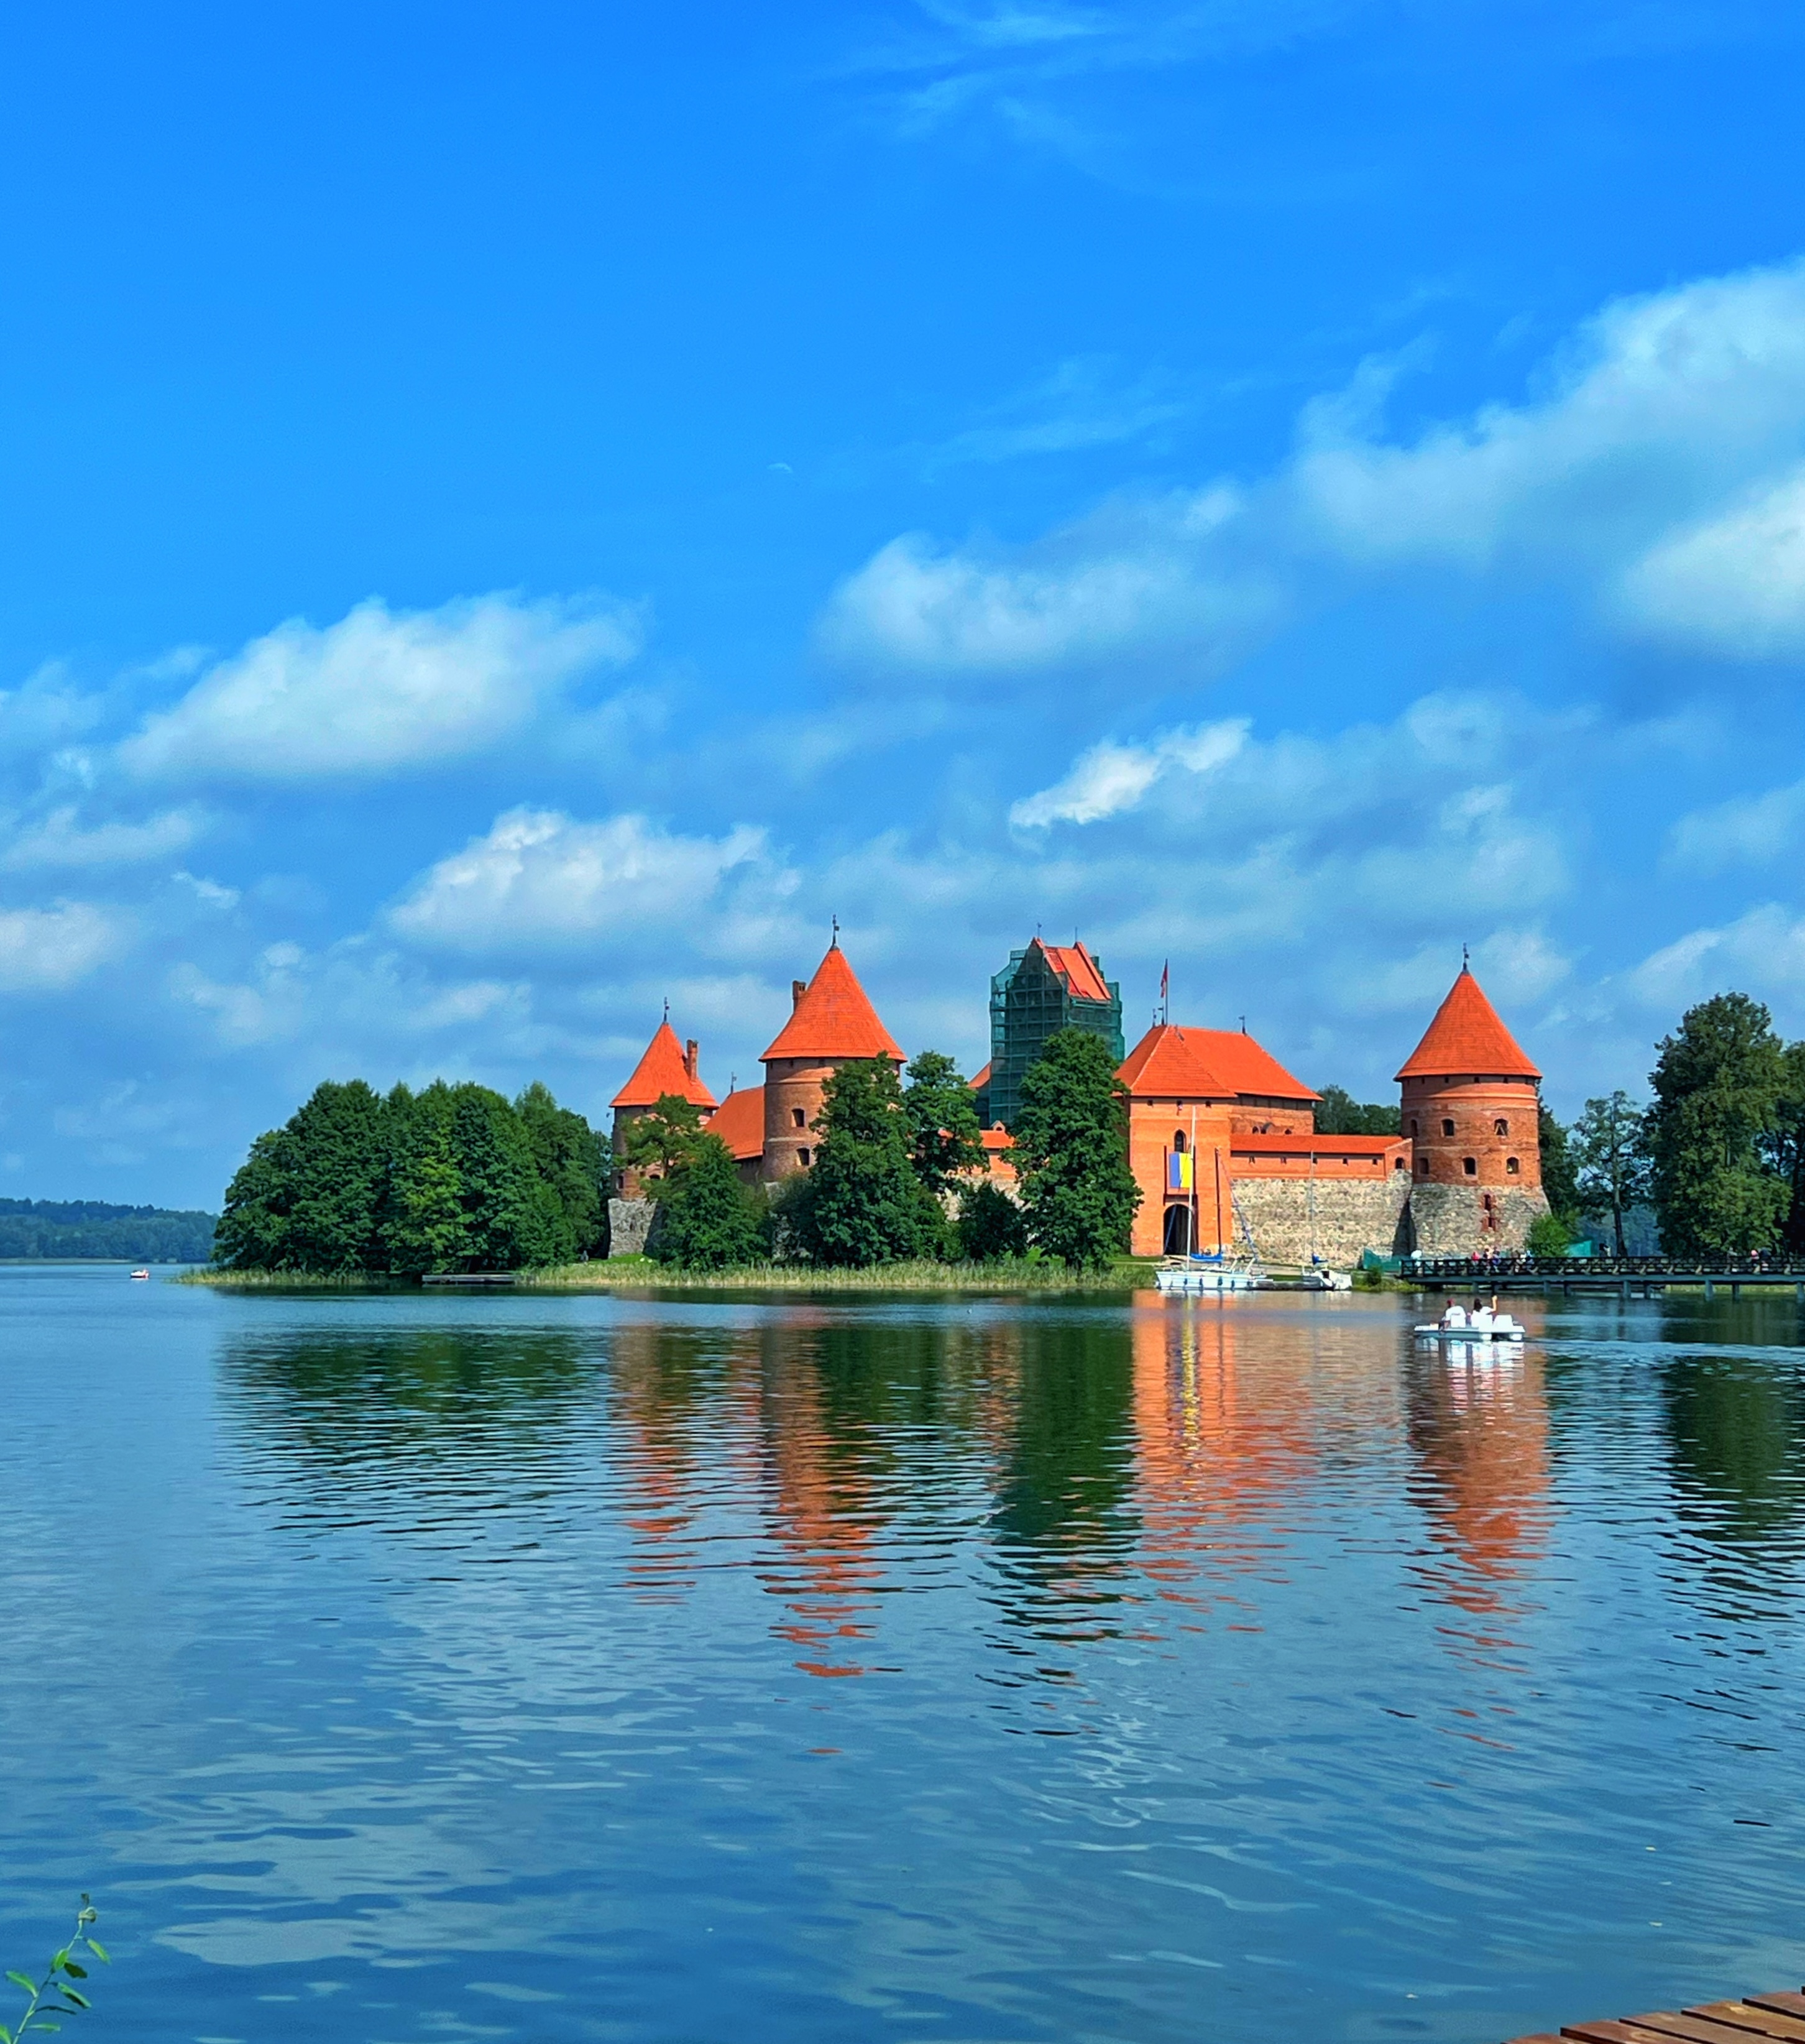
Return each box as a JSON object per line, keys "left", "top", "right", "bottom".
{"left": 174, "top": 1268, "right": 408, "bottom": 1290}
{"left": 180, "top": 1258, "right": 1157, "bottom": 1293}
{"left": 518, "top": 1256, "right": 1156, "bottom": 1292}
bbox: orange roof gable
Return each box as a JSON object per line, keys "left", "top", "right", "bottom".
{"left": 1118, "top": 1023, "right": 1318, "bottom": 1102}
{"left": 1041, "top": 939, "right": 1111, "bottom": 1005}
{"left": 1229, "top": 1133, "right": 1405, "bottom": 1156}
{"left": 610, "top": 1020, "right": 718, "bottom": 1111}
{"left": 970, "top": 1061, "right": 992, "bottom": 1091}
{"left": 761, "top": 945, "right": 906, "bottom": 1064}
{"left": 705, "top": 1085, "right": 766, "bottom": 1162}
{"left": 1395, "top": 968, "right": 1540, "bottom": 1081}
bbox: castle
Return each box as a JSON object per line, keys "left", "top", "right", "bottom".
{"left": 609, "top": 936, "right": 1550, "bottom": 1265}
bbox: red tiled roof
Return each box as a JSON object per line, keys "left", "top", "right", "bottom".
{"left": 1229, "top": 1133, "right": 1406, "bottom": 1156}
{"left": 705, "top": 1085, "right": 766, "bottom": 1162}
{"left": 611, "top": 1020, "right": 717, "bottom": 1111}
{"left": 970, "top": 1062, "right": 992, "bottom": 1091}
{"left": 761, "top": 945, "right": 905, "bottom": 1064}
{"left": 1395, "top": 968, "right": 1540, "bottom": 1081}
{"left": 980, "top": 1125, "right": 1014, "bottom": 1153}
{"left": 1040, "top": 939, "right": 1111, "bottom": 1006}
{"left": 1118, "top": 1023, "right": 1318, "bottom": 1102}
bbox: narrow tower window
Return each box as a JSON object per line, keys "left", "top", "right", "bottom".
{"left": 1494, "top": 1118, "right": 1509, "bottom": 1137}
{"left": 1463, "top": 1156, "right": 1477, "bottom": 1177}
{"left": 792, "top": 1107, "right": 806, "bottom": 1128}
{"left": 797, "top": 1147, "right": 811, "bottom": 1167}
{"left": 1506, "top": 1156, "right": 1520, "bottom": 1174}
{"left": 1441, "top": 1118, "right": 1456, "bottom": 1138}
{"left": 1409, "top": 1118, "right": 1419, "bottom": 1138}
{"left": 1172, "top": 1130, "right": 1187, "bottom": 1153}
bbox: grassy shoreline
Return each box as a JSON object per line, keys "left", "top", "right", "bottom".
{"left": 178, "top": 1256, "right": 1160, "bottom": 1294}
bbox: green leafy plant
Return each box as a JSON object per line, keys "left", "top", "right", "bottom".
{"left": 3, "top": 1897, "right": 108, "bottom": 2040}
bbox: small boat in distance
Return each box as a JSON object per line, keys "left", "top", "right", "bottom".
{"left": 1414, "top": 1299, "right": 1525, "bottom": 1343}
{"left": 1155, "top": 1253, "right": 1261, "bottom": 1295}
{"left": 129, "top": 1268, "right": 150, "bottom": 1281}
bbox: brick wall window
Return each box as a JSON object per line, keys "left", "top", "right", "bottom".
{"left": 1463, "top": 1156, "right": 1477, "bottom": 1176}
{"left": 1442, "top": 1118, "right": 1456, "bottom": 1137}
{"left": 1494, "top": 1118, "right": 1509, "bottom": 1136}
{"left": 1506, "top": 1156, "right": 1519, "bottom": 1174}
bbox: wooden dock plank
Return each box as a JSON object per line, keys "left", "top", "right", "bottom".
{"left": 1507, "top": 1994, "right": 1805, "bottom": 2044}
{"left": 1619, "top": 2014, "right": 1792, "bottom": 2044}
{"left": 1687, "top": 2002, "right": 1805, "bottom": 2041}
{"left": 1561, "top": 2022, "right": 1700, "bottom": 2044}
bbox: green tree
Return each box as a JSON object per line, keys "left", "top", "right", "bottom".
{"left": 1526, "top": 1211, "right": 1573, "bottom": 1258}
{"left": 1313, "top": 1084, "right": 1400, "bottom": 1136}
{"left": 653, "top": 1134, "right": 766, "bottom": 1269}
{"left": 1538, "top": 1104, "right": 1581, "bottom": 1227}
{"left": 957, "top": 1178, "right": 1029, "bottom": 1261}
{"left": 451, "top": 1083, "right": 568, "bottom": 1269}
{"left": 380, "top": 1082, "right": 471, "bottom": 1275}
{"left": 1571, "top": 1090, "right": 1653, "bottom": 1257}
{"left": 213, "top": 1126, "right": 301, "bottom": 1268}
{"left": 1766, "top": 1041, "right": 1805, "bottom": 1253}
{"left": 618, "top": 1093, "right": 707, "bottom": 1191}
{"left": 515, "top": 1080, "right": 608, "bottom": 1255}
{"left": 793, "top": 1057, "right": 945, "bottom": 1266}
{"left": 1011, "top": 1028, "right": 1141, "bottom": 1269}
{"left": 901, "top": 1050, "right": 984, "bottom": 1200}
{"left": 1647, "top": 993, "right": 1789, "bottom": 1257}
{"left": 281, "top": 1080, "right": 390, "bottom": 1270}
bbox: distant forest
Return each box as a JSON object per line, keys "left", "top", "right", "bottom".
{"left": 0, "top": 1199, "right": 219, "bottom": 1263}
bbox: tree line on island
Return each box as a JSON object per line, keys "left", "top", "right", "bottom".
{"left": 213, "top": 989, "right": 1805, "bottom": 1279}
{"left": 214, "top": 1033, "right": 1142, "bottom": 1275}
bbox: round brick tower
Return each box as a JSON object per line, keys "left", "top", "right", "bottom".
{"left": 759, "top": 941, "right": 905, "bottom": 1181}
{"left": 1397, "top": 965, "right": 1548, "bottom": 1254}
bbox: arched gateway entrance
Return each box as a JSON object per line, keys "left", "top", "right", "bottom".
{"left": 1162, "top": 1203, "right": 1193, "bottom": 1255}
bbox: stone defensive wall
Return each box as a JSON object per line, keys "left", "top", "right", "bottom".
{"left": 1231, "top": 1176, "right": 1413, "bottom": 1268}
{"left": 1404, "top": 1183, "right": 1550, "bottom": 1258}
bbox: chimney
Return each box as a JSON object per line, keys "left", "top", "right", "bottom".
{"left": 684, "top": 1039, "right": 699, "bottom": 1080}
{"left": 792, "top": 979, "right": 807, "bottom": 1010}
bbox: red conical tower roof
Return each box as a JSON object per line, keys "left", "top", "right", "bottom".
{"left": 611, "top": 1019, "right": 718, "bottom": 1110}
{"left": 1395, "top": 968, "right": 1540, "bottom": 1082}
{"left": 761, "top": 944, "right": 905, "bottom": 1064}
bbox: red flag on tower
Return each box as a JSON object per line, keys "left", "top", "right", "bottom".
{"left": 1159, "top": 959, "right": 1169, "bottom": 1020}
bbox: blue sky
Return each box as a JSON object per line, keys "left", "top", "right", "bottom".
{"left": 3, "top": 1, "right": 1805, "bottom": 1206}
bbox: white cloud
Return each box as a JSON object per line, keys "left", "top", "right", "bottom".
{"left": 1010, "top": 717, "right": 1248, "bottom": 826}
{"left": 0, "top": 902, "right": 128, "bottom": 992}
{"left": 121, "top": 594, "right": 641, "bottom": 784}
{"left": 1628, "top": 904, "right": 1805, "bottom": 1016}
{"left": 388, "top": 808, "right": 771, "bottom": 957}
{"left": 0, "top": 805, "right": 204, "bottom": 871}
{"left": 817, "top": 489, "right": 1275, "bottom": 674}
{"left": 1294, "top": 259, "right": 1805, "bottom": 569}
{"left": 1665, "top": 777, "right": 1805, "bottom": 872}
{"left": 822, "top": 257, "right": 1805, "bottom": 683}
{"left": 1619, "top": 464, "right": 1805, "bottom": 655}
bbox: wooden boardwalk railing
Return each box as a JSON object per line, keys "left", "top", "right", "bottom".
{"left": 1507, "top": 1984, "right": 1805, "bottom": 2043}
{"left": 1406, "top": 1255, "right": 1805, "bottom": 1300}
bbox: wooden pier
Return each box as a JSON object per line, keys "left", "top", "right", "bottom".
{"left": 1507, "top": 1985, "right": 1805, "bottom": 2043}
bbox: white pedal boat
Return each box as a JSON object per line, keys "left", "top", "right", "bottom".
{"left": 1156, "top": 1254, "right": 1261, "bottom": 1294}
{"left": 1414, "top": 1305, "right": 1525, "bottom": 1343}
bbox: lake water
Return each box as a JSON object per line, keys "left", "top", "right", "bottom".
{"left": 3, "top": 1268, "right": 1804, "bottom": 2043}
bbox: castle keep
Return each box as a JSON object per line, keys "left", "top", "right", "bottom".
{"left": 610, "top": 942, "right": 1550, "bottom": 1266}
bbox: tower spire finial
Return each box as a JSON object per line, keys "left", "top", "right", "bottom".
{"left": 663, "top": 995, "right": 669, "bottom": 1021}
{"left": 1462, "top": 942, "right": 1470, "bottom": 969}
{"left": 830, "top": 914, "right": 840, "bottom": 947}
